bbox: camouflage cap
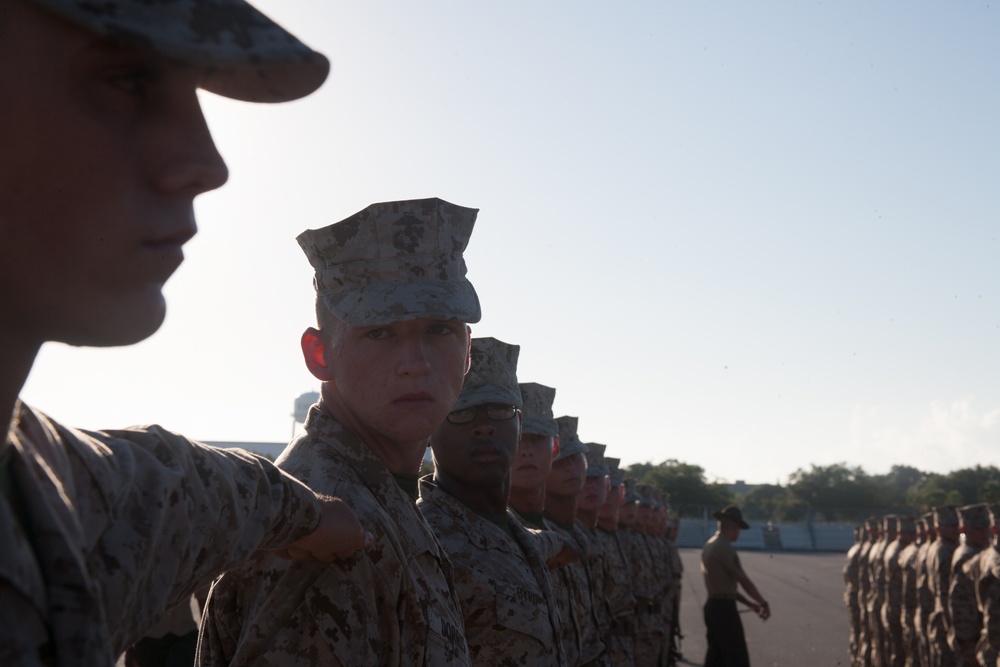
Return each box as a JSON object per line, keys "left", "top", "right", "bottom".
{"left": 864, "top": 516, "right": 880, "bottom": 531}
{"left": 518, "top": 382, "right": 558, "bottom": 437}
{"left": 958, "top": 503, "right": 991, "bottom": 529}
{"left": 636, "top": 483, "right": 654, "bottom": 507}
{"left": 553, "top": 416, "right": 588, "bottom": 462}
{"left": 30, "top": 0, "right": 329, "bottom": 103}
{"left": 990, "top": 504, "right": 1000, "bottom": 528}
{"left": 623, "top": 478, "right": 640, "bottom": 504}
{"left": 899, "top": 516, "right": 916, "bottom": 533}
{"left": 584, "top": 443, "right": 610, "bottom": 478}
{"left": 451, "top": 337, "right": 521, "bottom": 412}
{"left": 933, "top": 505, "right": 959, "bottom": 527}
{"left": 882, "top": 515, "right": 900, "bottom": 532}
{"left": 605, "top": 457, "right": 623, "bottom": 487}
{"left": 298, "top": 198, "right": 481, "bottom": 327}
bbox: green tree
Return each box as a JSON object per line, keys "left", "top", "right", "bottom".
{"left": 787, "top": 463, "right": 878, "bottom": 519}
{"left": 624, "top": 459, "right": 733, "bottom": 514}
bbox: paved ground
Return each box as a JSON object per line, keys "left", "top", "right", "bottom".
{"left": 674, "top": 548, "right": 853, "bottom": 666}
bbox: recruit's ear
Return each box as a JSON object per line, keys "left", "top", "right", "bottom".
{"left": 301, "top": 327, "right": 335, "bottom": 381}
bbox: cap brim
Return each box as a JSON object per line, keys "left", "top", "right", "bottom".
{"left": 451, "top": 384, "right": 522, "bottom": 413}
{"left": 712, "top": 511, "right": 749, "bottom": 529}
{"left": 34, "top": 0, "right": 329, "bottom": 102}
{"left": 520, "top": 416, "right": 558, "bottom": 437}
{"left": 326, "top": 279, "right": 481, "bottom": 327}
{"left": 553, "top": 440, "right": 588, "bottom": 462}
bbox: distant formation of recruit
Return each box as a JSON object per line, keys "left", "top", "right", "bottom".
{"left": 0, "top": 0, "right": 695, "bottom": 666}
{"left": 843, "top": 504, "right": 1000, "bottom": 667}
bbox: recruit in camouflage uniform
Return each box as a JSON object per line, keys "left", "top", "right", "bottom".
{"left": 665, "top": 515, "right": 685, "bottom": 665}
{"left": 650, "top": 488, "right": 677, "bottom": 665}
{"left": 914, "top": 512, "right": 937, "bottom": 667}
{"left": 856, "top": 516, "right": 879, "bottom": 667}
{"left": 927, "top": 505, "right": 962, "bottom": 665}
{"left": 868, "top": 514, "right": 895, "bottom": 667}
{"left": 545, "top": 416, "right": 609, "bottom": 666}
{"left": 617, "top": 479, "right": 657, "bottom": 667}
{"left": 881, "top": 515, "right": 914, "bottom": 666}
{"left": 578, "top": 443, "right": 617, "bottom": 660}
{"left": 418, "top": 338, "right": 565, "bottom": 666}
{"left": 595, "top": 457, "right": 638, "bottom": 666}
{"left": 844, "top": 526, "right": 865, "bottom": 665}
{"left": 975, "top": 504, "right": 1000, "bottom": 667}
{"left": 200, "top": 199, "right": 479, "bottom": 666}
{"left": 636, "top": 484, "right": 671, "bottom": 666}
{"left": 897, "top": 518, "right": 922, "bottom": 667}
{"left": 948, "top": 504, "right": 991, "bottom": 667}
{"left": 0, "top": 1, "right": 370, "bottom": 664}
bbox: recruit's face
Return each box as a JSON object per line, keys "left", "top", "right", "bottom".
{"left": 599, "top": 483, "right": 624, "bottom": 521}
{"left": 578, "top": 474, "right": 609, "bottom": 512}
{"left": 324, "top": 318, "right": 472, "bottom": 446}
{"left": 0, "top": 0, "right": 229, "bottom": 347}
{"left": 546, "top": 452, "right": 587, "bottom": 498}
{"left": 511, "top": 433, "right": 556, "bottom": 491}
{"left": 431, "top": 403, "right": 521, "bottom": 488}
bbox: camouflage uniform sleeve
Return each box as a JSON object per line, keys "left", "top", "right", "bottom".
{"left": 64, "top": 422, "right": 322, "bottom": 652}
{"left": 976, "top": 551, "right": 1000, "bottom": 667}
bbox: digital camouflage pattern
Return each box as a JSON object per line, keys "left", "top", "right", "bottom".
{"left": 592, "top": 527, "right": 636, "bottom": 666}
{"left": 554, "top": 416, "right": 588, "bottom": 461}
{"left": 452, "top": 338, "right": 522, "bottom": 412}
{"left": 416, "top": 478, "right": 565, "bottom": 666}
{"left": 545, "top": 517, "right": 609, "bottom": 666}
{"left": 584, "top": 444, "right": 610, "bottom": 478}
{"left": 948, "top": 541, "right": 984, "bottom": 666}
{"left": 1, "top": 402, "right": 321, "bottom": 667}
{"left": 582, "top": 526, "right": 614, "bottom": 661}
{"left": 198, "top": 405, "right": 470, "bottom": 666}
{"left": 880, "top": 527, "right": 910, "bottom": 666}
{"left": 976, "top": 543, "right": 1000, "bottom": 667}
{"left": 928, "top": 506, "right": 961, "bottom": 666}
{"left": 843, "top": 534, "right": 864, "bottom": 664}
{"left": 914, "top": 525, "right": 935, "bottom": 667}
{"left": 297, "top": 198, "right": 482, "bottom": 327}
{"left": 623, "top": 524, "right": 662, "bottom": 667}
{"left": 28, "top": 0, "right": 328, "bottom": 102}
{"left": 519, "top": 383, "right": 558, "bottom": 437}
{"left": 897, "top": 533, "right": 920, "bottom": 667}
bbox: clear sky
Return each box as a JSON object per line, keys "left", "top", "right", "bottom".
{"left": 21, "top": 1, "right": 1000, "bottom": 485}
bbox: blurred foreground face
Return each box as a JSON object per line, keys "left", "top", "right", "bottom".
{"left": 547, "top": 452, "right": 587, "bottom": 499}
{"left": 511, "top": 433, "right": 556, "bottom": 491}
{"left": 320, "top": 318, "right": 471, "bottom": 447}
{"left": 431, "top": 403, "right": 520, "bottom": 487}
{"left": 0, "top": 0, "right": 229, "bottom": 348}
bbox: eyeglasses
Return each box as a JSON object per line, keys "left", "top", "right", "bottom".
{"left": 446, "top": 403, "right": 519, "bottom": 425}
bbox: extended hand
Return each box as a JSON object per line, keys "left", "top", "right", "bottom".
{"left": 271, "top": 496, "right": 371, "bottom": 562}
{"left": 757, "top": 601, "right": 771, "bottom": 621}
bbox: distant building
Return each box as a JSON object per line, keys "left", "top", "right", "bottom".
{"left": 728, "top": 479, "right": 757, "bottom": 496}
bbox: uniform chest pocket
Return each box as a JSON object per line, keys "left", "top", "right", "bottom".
{"left": 494, "top": 585, "right": 550, "bottom": 641}
{"left": 423, "top": 607, "right": 469, "bottom": 666}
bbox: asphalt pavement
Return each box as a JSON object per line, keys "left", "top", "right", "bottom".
{"left": 675, "top": 548, "right": 853, "bottom": 666}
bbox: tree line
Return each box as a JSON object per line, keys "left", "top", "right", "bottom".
{"left": 623, "top": 460, "right": 1000, "bottom": 522}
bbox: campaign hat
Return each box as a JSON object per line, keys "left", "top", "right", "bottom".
{"left": 713, "top": 505, "right": 750, "bottom": 529}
